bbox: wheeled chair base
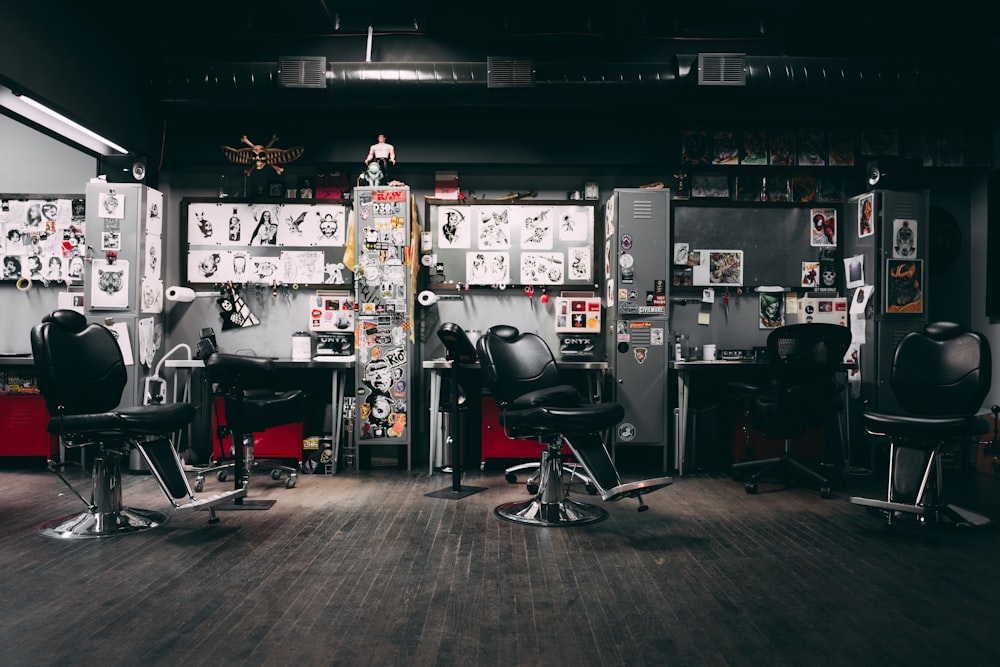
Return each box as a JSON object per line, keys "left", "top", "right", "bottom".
{"left": 732, "top": 453, "right": 832, "bottom": 498}
{"left": 193, "top": 460, "right": 298, "bottom": 492}
{"left": 495, "top": 497, "right": 608, "bottom": 527}
{"left": 38, "top": 506, "right": 169, "bottom": 539}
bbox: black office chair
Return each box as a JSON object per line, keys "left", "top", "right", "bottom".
{"left": 193, "top": 351, "right": 305, "bottom": 497}
{"left": 731, "top": 322, "right": 852, "bottom": 498}
{"left": 850, "top": 322, "right": 992, "bottom": 527}
{"left": 29, "top": 310, "right": 246, "bottom": 538}
{"left": 476, "top": 325, "right": 672, "bottom": 526}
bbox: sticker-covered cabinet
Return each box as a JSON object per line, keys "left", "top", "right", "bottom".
{"left": 352, "top": 186, "right": 412, "bottom": 469}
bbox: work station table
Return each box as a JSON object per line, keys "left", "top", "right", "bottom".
{"left": 671, "top": 359, "right": 768, "bottom": 476}
{"left": 671, "top": 358, "right": 852, "bottom": 477}
{"left": 165, "top": 356, "right": 355, "bottom": 461}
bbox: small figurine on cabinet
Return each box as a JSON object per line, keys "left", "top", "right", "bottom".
{"left": 363, "top": 133, "right": 395, "bottom": 186}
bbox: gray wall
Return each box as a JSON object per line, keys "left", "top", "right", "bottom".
{"left": 0, "top": 115, "right": 95, "bottom": 353}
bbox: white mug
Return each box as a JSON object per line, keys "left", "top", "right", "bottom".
{"left": 703, "top": 344, "right": 717, "bottom": 361}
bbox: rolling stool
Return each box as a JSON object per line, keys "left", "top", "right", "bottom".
{"left": 194, "top": 352, "right": 305, "bottom": 500}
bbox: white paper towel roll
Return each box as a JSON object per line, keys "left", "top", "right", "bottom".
{"left": 165, "top": 286, "right": 196, "bottom": 303}
{"left": 417, "top": 290, "right": 438, "bottom": 306}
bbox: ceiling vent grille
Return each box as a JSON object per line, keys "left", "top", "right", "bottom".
{"left": 278, "top": 56, "right": 328, "bottom": 89}
{"left": 487, "top": 57, "right": 535, "bottom": 88}
{"left": 697, "top": 53, "right": 746, "bottom": 86}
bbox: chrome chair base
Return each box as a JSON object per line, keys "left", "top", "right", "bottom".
{"left": 495, "top": 497, "right": 608, "bottom": 526}
{"left": 495, "top": 445, "right": 609, "bottom": 526}
{"left": 38, "top": 507, "right": 168, "bottom": 539}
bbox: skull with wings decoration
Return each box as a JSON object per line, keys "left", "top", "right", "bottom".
{"left": 221, "top": 134, "right": 304, "bottom": 176}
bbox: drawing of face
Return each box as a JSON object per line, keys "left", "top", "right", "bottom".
{"left": 259, "top": 211, "right": 278, "bottom": 244}
{"left": 26, "top": 204, "right": 42, "bottom": 226}
{"left": 199, "top": 253, "right": 220, "bottom": 277}
{"left": 319, "top": 214, "right": 338, "bottom": 238}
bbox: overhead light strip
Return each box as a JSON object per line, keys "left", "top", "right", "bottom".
{"left": 0, "top": 85, "right": 128, "bottom": 155}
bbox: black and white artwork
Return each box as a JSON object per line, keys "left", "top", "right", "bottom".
{"left": 438, "top": 207, "right": 470, "bottom": 248}
{"left": 90, "top": 259, "right": 129, "bottom": 309}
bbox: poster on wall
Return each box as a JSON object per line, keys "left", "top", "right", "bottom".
{"left": 810, "top": 208, "right": 837, "bottom": 247}
{"left": 759, "top": 291, "right": 785, "bottom": 329}
{"left": 90, "top": 259, "right": 129, "bottom": 309}
{"left": 692, "top": 249, "right": 744, "bottom": 286}
{"left": 0, "top": 196, "right": 84, "bottom": 286}
{"left": 885, "top": 259, "right": 923, "bottom": 314}
{"left": 425, "top": 199, "right": 595, "bottom": 288}
{"left": 857, "top": 193, "right": 874, "bottom": 238}
{"left": 183, "top": 199, "right": 351, "bottom": 286}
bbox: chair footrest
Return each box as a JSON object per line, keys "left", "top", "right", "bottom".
{"left": 850, "top": 496, "right": 991, "bottom": 526}
{"left": 849, "top": 495, "right": 929, "bottom": 515}
{"left": 601, "top": 476, "right": 673, "bottom": 502}
{"left": 172, "top": 488, "right": 248, "bottom": 514}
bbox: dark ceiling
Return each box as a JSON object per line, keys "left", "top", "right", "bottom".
{"left": 98, "top": 0, "right": 996, "bottom": 61}
{"left": 33, "top": 0, "right": 1000, "bottom": 156}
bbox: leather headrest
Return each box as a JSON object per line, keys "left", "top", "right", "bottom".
{"left": 486, "top": 324, "right": 519, "bottom": 340}
{"left": 43, "top": 309, "right": 87, "bottom": 332}
{"left": 924, "top": 321, "right": 965, "bottom": 340}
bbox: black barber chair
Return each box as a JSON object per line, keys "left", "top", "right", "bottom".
{"left": 476, "top": 325, "right": 673, "bottom": 526}
{"left": 29, "top": 310, "right": 246, "bottom": 538}
{"left": 730, "top": 323, "right": 851, "bottom": 498}
{"left": 193, "top": 351, "right": 305, "bottom": 498}
{"left": 850, "top": 322, "right": 992, "bottom": 527}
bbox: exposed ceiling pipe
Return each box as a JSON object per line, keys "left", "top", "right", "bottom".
{"left": 142, "top": 55, "right": 975, "bottom": 108}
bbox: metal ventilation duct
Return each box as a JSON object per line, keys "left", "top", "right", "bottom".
{"left": 141, "top": 56, "right": 966, "bottom": 107}
{"left": 487, "top": 57, "right": 535, "bottom": 88}
{"left": 698, "top": 53, "right": 746, "bottom": 86}
{"left": 279, "top": 56, "right": 327, "bottom": 89}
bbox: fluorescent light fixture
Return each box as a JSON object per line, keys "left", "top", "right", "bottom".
{"left": 0, "top": 85, "right": 128, "bottom": 155}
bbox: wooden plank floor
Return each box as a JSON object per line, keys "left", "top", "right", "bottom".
{"left": 1, "top": 462, "right": 999, "bottom": 666}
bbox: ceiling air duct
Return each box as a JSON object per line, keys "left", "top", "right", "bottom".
{"left": 488, "top": 57, "right": 535, "bottom": 89}
{"left": 279, "top": 56, "right": 327, "bottom": 89}
{"left": 698, "top": 53, "right": 746, "bottom": 86}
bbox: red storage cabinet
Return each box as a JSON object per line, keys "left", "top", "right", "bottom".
{"left": 211, "top": 397, "right": 303, "bottom": 464}
{"left": 0, "top": 395, "right": 58, "bottom": 458}
{"left": 481, "top": 397, "right": 571, "bottom": 462}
